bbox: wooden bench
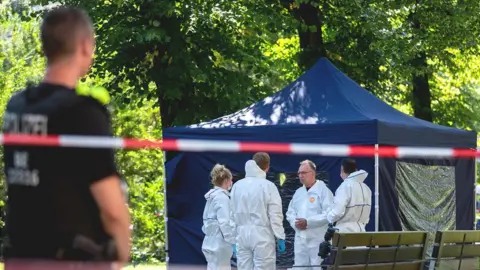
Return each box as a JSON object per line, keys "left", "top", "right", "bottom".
{"left": 429, "top": 230, "right": 480, "bottom": 270}
{"left": 324, "top": 231, "right": 429, "bottom": 269}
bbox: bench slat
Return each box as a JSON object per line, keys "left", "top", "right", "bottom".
{"left": 330, "top": 246, "right": 424, "bottom": 264}
{"left": 335, "top": 261, "right": 423, "bottom": 270}
{"left": 332, "top": 232, "right": 428, "bottom": 247}
{"left": 433, "top": 244, "right": 480, "bottom": 258}
{"left": 435, "top": 230, "right": 480, "bottom": 243}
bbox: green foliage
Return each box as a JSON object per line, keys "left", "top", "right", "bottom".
{"left": 366, "top": 0, "right": 480, "bottom": 125}
{"left": 82, "top": 74, "right": 166, "bottom": 263}
{"left": 263, "top": 35, "right": 302, "bottom": 86}
{"left": 0, "top": 3, "right": 45, "bottom": 227}
{"left": 111, "top": 99, "right": 165, "bottom": 263}
{"left": 284, "top": 0, "right": 480, "bottom": 129}
{"left": 32, "top": 0, "right": 295, "bottom": 128}
{"left": 0, "top": 4, "right": 166, "bottom": 263}
{"left": 0, "top": 5, "right": 44, "bottom": 111}
{"left": 4, "top": 0, "right": 480, "bottom": 263}
{"left": 430, "top": 53, "right": 480, "bottom": 131}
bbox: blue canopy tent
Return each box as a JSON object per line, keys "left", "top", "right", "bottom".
{"left": 162, "top": 58, "right": 476, "bottom": 267}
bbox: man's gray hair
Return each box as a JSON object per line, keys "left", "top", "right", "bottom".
{"left": 300, "top": 159, "right": 316, "bottom": 171}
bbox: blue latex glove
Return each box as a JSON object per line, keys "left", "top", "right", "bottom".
{"left": 277, "top": 239, "right": 286, "bottom": 254}
{"left": 232, "top": 244, "right": 237, "bottom": 258}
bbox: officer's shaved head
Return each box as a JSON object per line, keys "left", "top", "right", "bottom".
{"left": 41, "top": 6, "right": 94, "bottom": 64}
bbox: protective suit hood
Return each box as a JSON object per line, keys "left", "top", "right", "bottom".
{"left": 345, "top": 169, "right": 368, "bottom": 183}
{"left": 204, "top": 186, "right": 228, "bottom": 199}
{"left": 245, "top": 160, "right": 266, "bottom": 178}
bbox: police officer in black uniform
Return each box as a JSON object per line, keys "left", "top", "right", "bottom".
{"left": 1, "top": 6, "right": 131, "bottom": 267}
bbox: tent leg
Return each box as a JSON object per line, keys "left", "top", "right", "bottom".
{"left": 162, "top": 151, "right": 170, "bottom": 268}
{"left": 475, "top": 183, "right": 477, "bottom": 230}
{"left": 475, "top": 155, "right": 478, "bottom": 230}
{"left": 375, "top": 144, "right": 379, "bottom": 232}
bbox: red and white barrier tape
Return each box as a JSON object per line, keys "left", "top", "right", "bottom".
{"left": 0, "top": 133, "right": 477, "bottom": 159}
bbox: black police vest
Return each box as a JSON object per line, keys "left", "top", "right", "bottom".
{"left": 2, "top": 86, "right": 118, "bottom": 261}
{"left": 2, "top": 86, "right": 89, "bottom": 187}
{"left": 4, "top": 86, "right": 86, "bottom": 122}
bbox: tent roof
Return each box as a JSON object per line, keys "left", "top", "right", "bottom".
{"left": 164, "top": 58, "right": 476, "bottom": 148}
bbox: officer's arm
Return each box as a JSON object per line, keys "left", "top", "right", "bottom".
{"left": 75, "top": 102, "right": 131, "bottom": 262}
{"left": 91, "top": 177, "right": 131, "bottom": 261}
{"left": 229, "top": 185, "right": 237, "bottom": 238}
{"left": 214, "top": 194, "right": 235, "bottom": 244}
{"left": 307, "top": 186, "right": 334, "bottom": 228}
{"left": 267, "top": 183, "right": 286, "bottom": 240}
{"left": 285, "top": 191, "right": 298, "bottom": 230}
{"left": 327, "top": 183, "right": 350, "bottom": 224}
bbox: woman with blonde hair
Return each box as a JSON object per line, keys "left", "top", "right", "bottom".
{"left": 201, "top": 164, "right": 236, "bottom": 270}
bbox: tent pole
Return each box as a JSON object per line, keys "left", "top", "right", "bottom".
{"left": 374, "top": 144, "right": 379, "bottom": 232}
{"left": 476, "top": 141, "right": 479, "bottom": 230}
{"left": 475, "top": 151, "right": 478, "bottom": 230}
{"left": 162, "top": 150, "right": 170, "bottom": 268}
{"left": 475, "top": 182, "right": 477, "bottom": 230}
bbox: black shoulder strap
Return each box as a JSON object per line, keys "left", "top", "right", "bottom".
{"left": 5, "top": 86, "right": 87, "bottom": 116}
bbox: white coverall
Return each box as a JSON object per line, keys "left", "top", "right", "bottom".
{"left": 202, "top": 187, "right": 235, "bottom": 270}
{"left": 327, "top": 170, "right": 372, "bottom": 232}
{"left": 230, "top": 160, "right": 286, "bottom": 270}
{"left": 286, "top": 180, "right": 333, "bottom": 270}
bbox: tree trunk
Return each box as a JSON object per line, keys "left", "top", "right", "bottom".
{"left": 410, "top": 6, "right": 433, "bottom": 122}
{"left": 149, "top": 13, "right": 183, "bottom": 129}
{"left": 283, "top": 0, "right": 327, "bottom": 70}
{"left": 411, "top": 52, "right": 433, "bottom": 122}
{"left": 157, "top": 89, "right": 174, "bottom": 129}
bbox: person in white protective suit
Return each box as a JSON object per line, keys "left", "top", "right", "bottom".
{"left": 202, "top": 164, "right": 236, "bottom": 270}
{"left": 327, "top": 158, "right": 372, "bottom": 232}
{"left": 230, "top": 152, "right": 286, "bottom": 270}
{"left": 286, "top": 160, "right": 334, "bottom": 269}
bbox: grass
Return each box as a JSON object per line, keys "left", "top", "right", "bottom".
{"left": 124, "top": 263, "right": 166, "bottom": 269}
